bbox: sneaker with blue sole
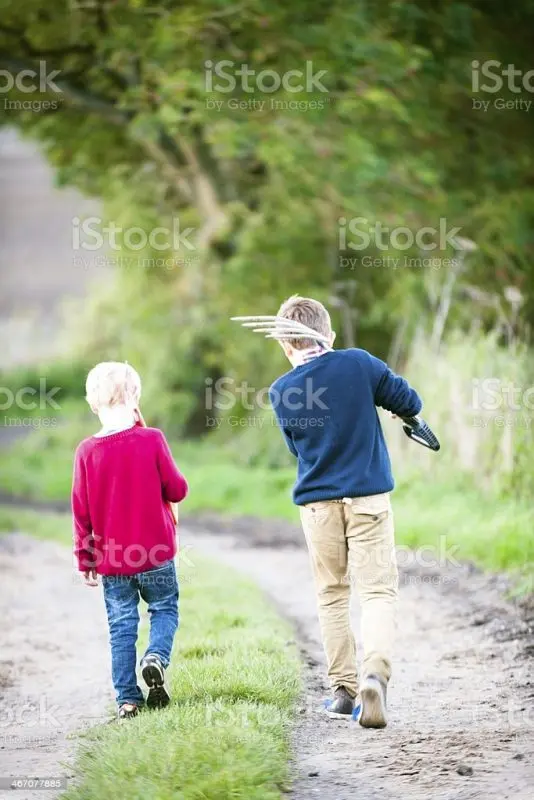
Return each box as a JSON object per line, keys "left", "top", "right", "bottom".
{"left": 324, "top": 686, "right": 360, "bottom": 719}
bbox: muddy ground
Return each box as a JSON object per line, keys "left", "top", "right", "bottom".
{"left": 0, "top": 513, "right": 533, "bottom": 800}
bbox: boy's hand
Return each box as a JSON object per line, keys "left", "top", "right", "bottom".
{"left": 83, "top": 568, "right": 98, "bottom": 587}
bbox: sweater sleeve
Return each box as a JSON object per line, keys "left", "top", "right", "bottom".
{"left": 269, "top": 385, "right": 298, "bottom": 457}
{"left": 368, "top": 353, "right": 423, "bottom": 418}
{"left": 71, "top": 447, "right": 95, "bottom": 571}
{"left": 156, "top": 431, "right": 189, "bottom": 503}
{"left": 281, "top": 426, "right": 298, "bottom": 457}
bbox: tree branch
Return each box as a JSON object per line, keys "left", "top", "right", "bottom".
{"left": 0, "top": 55, "right": 133, "bottom": 124}
{"left": 0, "top": 22, "right": 94, "bottom": 56}
{"left": 177, "top": 135, "right": 228, "bottom": 248}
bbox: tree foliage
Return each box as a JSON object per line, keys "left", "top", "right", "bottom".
{"left": 2, "top": 0, "right": 534, "bottom": 428}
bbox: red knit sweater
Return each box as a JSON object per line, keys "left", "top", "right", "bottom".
{"left": 72, "top": 426, "right": 188, "bottom": 575}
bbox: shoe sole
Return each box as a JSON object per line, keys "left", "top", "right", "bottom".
{"left": 324, "top": 708, "right": 354, "bottom": 720}
{"left": 118, "top": 706, "right": 139, "bottom": 723}
{"left": 359, "top": 683, "right": 387, "bottom": 729}
{"left": 118, "top": 712, "right": 138, "bottom": 723}
{"left": 142, "top": 663, "right": 170, "bottom": 709}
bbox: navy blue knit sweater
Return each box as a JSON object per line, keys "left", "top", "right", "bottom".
{"left": 269, "top": 348, "right": 422, "bottom": 505}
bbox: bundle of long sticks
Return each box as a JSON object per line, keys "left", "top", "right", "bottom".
{"left": 231, "top": 315, "right": 330, "bottom": 346}
{"left": 231, "top": 315, "right": 441, "bottom": 451}
{"left": 135, "top": 408, "right": 179, "bottom": 525}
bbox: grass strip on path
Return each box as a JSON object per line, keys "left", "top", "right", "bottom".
{"left": 0, "top": 509, "right": 302, "bottom": 800}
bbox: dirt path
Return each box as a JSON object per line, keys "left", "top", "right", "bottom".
{"left": 1, "top": 519, "right": 533, "bottom": 800}
{"left": 183, "top": 518, "right": 534, "bottom": 800}
{"left": 0, "top": 129, "right": 100, "bottom": 369}
{"left": 0, "top": 533, "right": 113, "bottom": 800}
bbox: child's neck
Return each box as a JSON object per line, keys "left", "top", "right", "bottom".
{"left": 289, "top": 344, "right": 330, "bottom": 368}
{"left": 97, "top": 405, "right": 136, "bottom": 435}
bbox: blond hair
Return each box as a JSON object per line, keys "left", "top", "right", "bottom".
{"left": 277, "top": 295, "right": 332, "bottom": 349}
{"left": 85, "top": 362, "right": 141, "bottom": 410}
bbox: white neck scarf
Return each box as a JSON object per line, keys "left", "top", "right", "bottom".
{"left": 95, "top": 405, "right": 136, "bottom": 437}
{"left": 290, "top": 345, "right": 331, "bottom": 368}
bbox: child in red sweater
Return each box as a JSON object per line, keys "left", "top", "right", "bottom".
{"left": 72, "top": 362, "right": 188, "bottom": 720}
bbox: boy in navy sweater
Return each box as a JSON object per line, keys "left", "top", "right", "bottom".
{"left": 269, "top": 296, "right": 422, "bottom": 728}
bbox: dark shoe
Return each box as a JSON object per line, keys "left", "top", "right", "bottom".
{"left": 118, "top": 703, "right": 139, "bottom": 722}
{"left": 141, "top": 653, "right": 170, "bottom": 709}
{"left": 324, "top": 686, "right": 357, "bottom": 719}
{"left": 358, "top": 674, "right": 387, "bottom": 728}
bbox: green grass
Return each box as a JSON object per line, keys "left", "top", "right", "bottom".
{"left": 0, "top": 423, "right": 298, "bottom": 519}
{"left": 65, "top": 557, "right": 301, "bottom": 800}
{"left": 393, "top": 474, "right": 534, "bottom": 589}
{"left": 178, "top": 455, "right": 296, "bottom": 520}
{"left": 0, "top": 508, "right": 301, "bottom": 800}
{"left": 0, "top": 412, "right": 93, "bottom": 501}
{"left": 0, "top": 506, "right": 72, "bottom": 543}
{"left": 1, "top": 423, "right": 533, "bottom": 588}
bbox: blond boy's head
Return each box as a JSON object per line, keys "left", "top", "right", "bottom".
{"left": 277, "top": 295, "right": 335, "bottom": 354}
{"left": 85, "top": 362, "right": 141, "bottom": 413}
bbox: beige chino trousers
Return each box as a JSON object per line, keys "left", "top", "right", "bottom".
{"left": 299, "top": 492, "right": 398, "bottom": 698}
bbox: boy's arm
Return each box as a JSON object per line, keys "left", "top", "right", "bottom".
{"left": 71, "top": 448, "right": 95, "bottom": 572}
{"left": 370, "top": 354, "right": 422, "bottom": 418}
{"left": 156, "top": 431, "right": 189, "bottom": 503}
{"left": 269, "top": 387, "right": 298, "bottom": 457}
{"left": 280, "top": 425, "right": 298, "bottom": 457}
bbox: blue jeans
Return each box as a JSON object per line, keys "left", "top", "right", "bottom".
{"left": 102, "top": 560, "right": 179, "bottom": 706}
